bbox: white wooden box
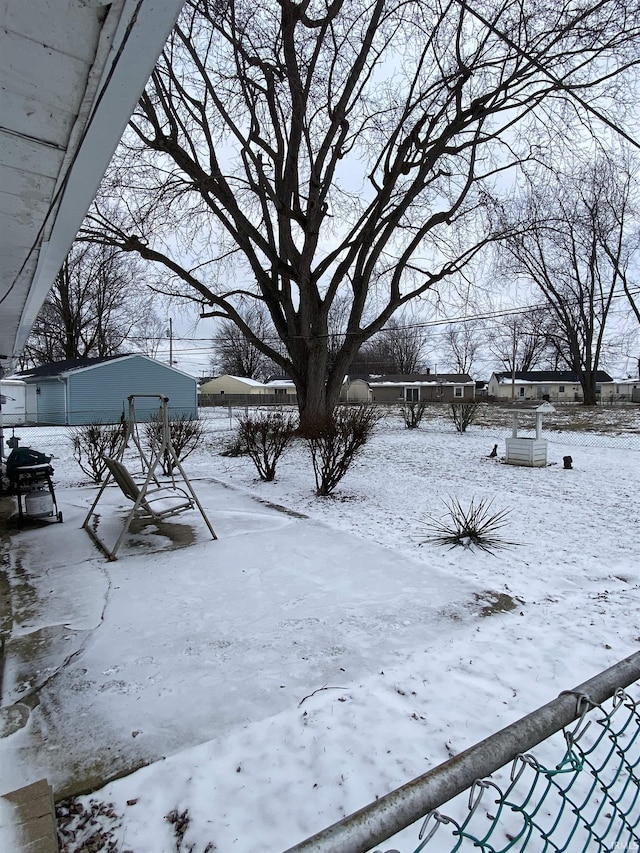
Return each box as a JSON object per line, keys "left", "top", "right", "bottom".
{"left": 505, "top": 437, "right": 548, "bottom": 467}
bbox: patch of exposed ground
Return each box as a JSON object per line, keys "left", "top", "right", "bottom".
{"left": 473, "top": 590, "right": 522, "bottom": 617}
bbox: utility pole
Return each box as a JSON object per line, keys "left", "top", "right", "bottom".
{"left": 166, "top": 318, "right": 173, "bottom": 365}
{"left": 511, "top": 324, "right": 517, "bottom": 402}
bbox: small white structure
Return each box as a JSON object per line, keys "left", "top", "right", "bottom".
{"left": 0, "top": 379, "right": 27, "bottom": 426}
{"left": 340, "top": 378, "right": 372, "bottom": 402}
{"left": 504, "top": 402, "right": 555, "bottom": 467}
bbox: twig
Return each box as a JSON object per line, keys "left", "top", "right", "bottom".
{"left": 298, "top": 685, "right": 349, "bottom": 707}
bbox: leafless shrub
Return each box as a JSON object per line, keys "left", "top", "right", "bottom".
{"left": 145, "top": 414, "right": 205, "bottom": 475}
{"left": 449, "top": 401, "right": 481, "bottom": 432}
{"left": 68, "top": 422, "right": 126, "bottom": 484}
{"left": 420, "top": 496, "right": 516, "bottom": 554}
{"left": 237, "top": 411, "right": 298, "bottom": 481}
{"left": 306, "top": 405, "right": 381, "bottom": 496}
{"left": 220, "top": 433, "right": 249, "bottom": 457}
{"left": 402, "top": 401, "right": 428, "bottom": 429}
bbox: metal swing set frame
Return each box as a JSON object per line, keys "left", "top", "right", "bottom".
{"left": 82, "top": 394, "right": 216, "bottom": 560}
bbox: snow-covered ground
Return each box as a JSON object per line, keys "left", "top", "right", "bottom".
{"left": 1, "top": 406, "right": 639, "bottom": 852}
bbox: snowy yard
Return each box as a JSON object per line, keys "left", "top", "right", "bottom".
{"left": 1, "top": 406, "right": 639, "bottom": 852}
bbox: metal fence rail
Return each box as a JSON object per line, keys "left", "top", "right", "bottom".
{"left": 283, "top": 651, "right": 640, "bottom": 853}
{"left": 416, "top": 688, "right": 640, "bottom": 852}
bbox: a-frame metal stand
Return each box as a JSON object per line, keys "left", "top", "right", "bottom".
{"left": 82, "top": 394, "right": 216, "bottom": 560}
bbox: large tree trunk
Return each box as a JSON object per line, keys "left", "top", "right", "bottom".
{"left": 293, "top": 346, "right": 337, "bottom": 435}
{"left": 294, "top": 333, "right": 370, "bottom": 433}
{"left": 580, "top": 369, "right": 599, "bottom": 405}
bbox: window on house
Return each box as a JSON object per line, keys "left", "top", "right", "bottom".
{"left": 274, "top": 388, "right": 286, "bottom": 396}
{"left": 519, "top": 387, "right": 525, "bottom": 397}
{"left": 405, "top": 388, "right": 419, "bottom": 401}
{"left": 220, "top": 390, "right": 225, "bottom": 395}
{"left": 558, "top": 385, "right": 565, "bottom": 393}
{"left": 454, "top": 386, "right": 463, "bottom": 398}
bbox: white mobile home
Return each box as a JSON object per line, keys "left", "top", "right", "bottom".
{"left": 0, "top": 379, "right": 27, "bottom": 426}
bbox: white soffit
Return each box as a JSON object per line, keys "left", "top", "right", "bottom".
{"left": 0, "top": 0, "right": 184, "bottom": 372}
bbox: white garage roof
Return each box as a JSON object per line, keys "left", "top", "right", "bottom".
{"left": 0, "top": 0, "right": 184, "bottom": 373}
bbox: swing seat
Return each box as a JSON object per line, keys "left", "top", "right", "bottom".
{"left": 81, "top": 394, "right": 216, "bottom": 561}
{"left": 83, "top": 457, "right": 202, "bottom": 561}
{"left": 104, "top": 457, "right": 195, "bottom": 521}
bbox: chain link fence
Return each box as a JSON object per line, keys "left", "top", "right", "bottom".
{"left": 1, "top": 401, "right": 638, "bottom": 467}
{"left": 545, "top": 431, "right": 640, "bottom": 452}
{"left": 413, "top": 688, "right": 640, "bottom": 852}
{"left": 285, "top": 653, "right": 640, "bottom": 853}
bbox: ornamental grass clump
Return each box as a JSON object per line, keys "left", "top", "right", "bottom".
{"left": 237, "top": 411, "right": 298, "bottom": 481}
{"left": 420, "top": 496, "right": 516, "bottom": 554}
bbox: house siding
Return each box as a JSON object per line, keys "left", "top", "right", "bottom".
{"left": 339, "top": 379, "right": 371, "bottom": 402}
{"left": 488, "top": 371, "right": 614, "bottom": 403}
{"left": 0, "top": 379, "right": 27, "bottom": 425}
{"left": 370, "top": 383, "right": 474, "bottom": 403}
{"left": 66, "top": 356, "right": 197, "bottom": 424}
{"left": 492, "top": 382, "right": 582, "bottom": 402}
{"left": 199, "top": 376, "right": 266, "bottom": 395}
{"left": 33, "top": 378, "right": 67, "bottom": 424}
{"left": 19, "top": 356, "right": 197, "bottom": 425}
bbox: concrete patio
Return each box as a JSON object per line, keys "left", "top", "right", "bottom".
{"left": 0, "top": 478, "right": 477, "bottom": 818}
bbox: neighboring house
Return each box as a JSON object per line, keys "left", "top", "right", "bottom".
{"left": 198, "top": 374, "right": 299, "bottom": 405}
{"left": 366, "top": 373, "right": 475, "bottom": 403}
{"left": 199, "top": 375, "right": 266, "bottom": 396}
{"left": 487, "top": 370, "right": 614, "bottom": 403}
{"left": 16, "top": 355, "right": 197, "bottom": 425}
{"left": 603, "top": 378, "right": 640, "bottom": 403}
{"left": 263, "top": 377, "right": 297, "bottom": 399}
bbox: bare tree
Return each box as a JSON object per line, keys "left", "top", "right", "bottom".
{"left": 442, "top": 321, "right": 483, "bottom": 375}
{"left": 22, "top": 242, "right": 153, "bottom": 366}
{"left": 211, "top": 304, "right": 273, "bottom": 378}
{"left": 499, "top": 156, "right": 638, "bottom": 404}
{"left": 351, "top": 336, "right": 395, "bottom": 375}
{"left": 595, "top": 164, "right": 640, "bottom": 329}
{"left": 83, "top": 0, "right": 640, "bottom": 430}
{"left": 379, "top": 316, "right": 427, "bottom": 374}
{"left": 133, "top": 312, "right": 172, "bottom": 359}
{"left": 352, "top": 314, "right": 426, "bottom": 374}
{"left": 624, "top": 287, "right": 640, "bottom": 327}
{"left": 486, "top": 308, "right": 554, "bottom": 376}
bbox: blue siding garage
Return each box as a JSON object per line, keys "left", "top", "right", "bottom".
{"left": 18, "top": 355, "right": 197, "bottom": 425}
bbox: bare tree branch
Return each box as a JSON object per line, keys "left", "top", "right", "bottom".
{"left": 84, "top": 0, "right": 640, "bottom": 428}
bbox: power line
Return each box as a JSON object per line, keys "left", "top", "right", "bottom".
{"left": 128, "top": 283, "right": 640, "bottom": 347}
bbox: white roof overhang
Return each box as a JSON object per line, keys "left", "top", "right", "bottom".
{"left": 0, "top": 0, "right": 184, "bottom": 373}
